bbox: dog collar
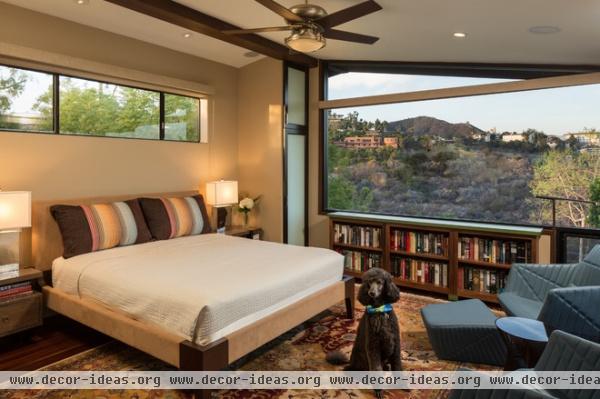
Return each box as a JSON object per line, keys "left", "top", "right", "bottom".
{"left": 366, "top": 304, "right": 393, "bottom": 314}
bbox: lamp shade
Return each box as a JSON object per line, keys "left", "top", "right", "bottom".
{"left": 205, "top": 181, "right": 238, "bottom": 207}
{"left": 0, "top": 191, "right": 31, "bottom": 230}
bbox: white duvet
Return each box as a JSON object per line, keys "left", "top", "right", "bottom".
{"left": 52, "top": 234, "right": 344, "bottom": 345}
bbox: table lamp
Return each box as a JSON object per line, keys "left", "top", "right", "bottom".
{"left": 205, "top": 180, "right": 238, "bottom": 233}
{"left": 0, "top": 191, "right": 31, "bottom": 269}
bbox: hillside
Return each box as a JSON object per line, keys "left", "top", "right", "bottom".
{"left": 385, "top": 116, "right": 486, "bottom": 138}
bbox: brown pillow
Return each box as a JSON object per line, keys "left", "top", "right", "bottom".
{"left": 139, "top": 195, "right": 211, "bottom": 241}
{"left": 51, "top": 199, "right": 152, "bottom": 259}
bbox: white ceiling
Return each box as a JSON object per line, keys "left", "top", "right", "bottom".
{"left": 3, "top": 0, "right": 600, "bottom": 68}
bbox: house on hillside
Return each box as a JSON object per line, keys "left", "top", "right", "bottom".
{"left": 383, "top": 137, "right": 398, "bottom": 148}
{"left": 341, "top": 135, "right": 381, "bottom": 148}
{"left": 563, "top": 131, "right": 600, "bottom": 146}
{"left": 502, "top": 133, "right": 525, "bottom": 142}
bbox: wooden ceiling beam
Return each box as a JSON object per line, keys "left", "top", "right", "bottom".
{"left": 104, "top": 0, "right": 318, "bottom": 67}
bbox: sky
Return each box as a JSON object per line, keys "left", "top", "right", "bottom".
{"left": 328, "top": 73, "right": 600, "bottom": 136}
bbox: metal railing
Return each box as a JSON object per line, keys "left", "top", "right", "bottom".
{"left": 535, "top": 195, "right": 600, "bottom": 262}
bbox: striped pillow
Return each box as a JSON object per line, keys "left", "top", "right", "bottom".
{"left": 139, "top": 195, "right": 211, "bottom": 241}
{"left": 51, "top": 199, "right": 153, "bottom": 259}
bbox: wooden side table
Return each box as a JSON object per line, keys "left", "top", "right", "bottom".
{"left": 225, "top": 226, "right": 263, "bottom": 240}
{"left": 0, "top": 268, "right": 44, "bottom": 338}
{"left": 496, "top": 316, "right": 548, "bottom": 370}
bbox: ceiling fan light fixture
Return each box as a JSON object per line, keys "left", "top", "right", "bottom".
{"left": 285, "top": 27, "right": 326, "bottom": 53}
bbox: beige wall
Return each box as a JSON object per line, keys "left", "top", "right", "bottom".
{"left": 0, "top": 3, "right": 238, "bottom": 205}
{"left": 237, "top": 58, "right": 284, "bottom": 242}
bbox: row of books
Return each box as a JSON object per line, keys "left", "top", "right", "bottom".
{"left": 391, "top": 257, "right": 448, "bottom": 287}
{"left": 390, "top": 230, "right": 448, "bottom": 256}
{"left": 460, "top": 267, "right": 507, "bottom": 294}
{"left": 333, "top": 223, "right": 382, "bottom": 249}
{"left": 0, "top": 281, "right": 33, "bottom": 302}
{"left": 458, "top": 237, "right": 531, "bottom": 265}
{"left": 337, "top": 249, "right": 382, "bottom": 272}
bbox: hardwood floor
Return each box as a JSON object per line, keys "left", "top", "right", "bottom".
{"left": 0, "top": 315, "right": 111, "bottom": 370}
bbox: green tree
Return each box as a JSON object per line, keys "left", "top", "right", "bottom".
{"left": 588, "top": 177, "right": 600, "bottom": 228}
{"left": 530, "top": 150, "right": 600, "bottom": 227}
{"left": 0, "top": 67, "right": 27, "bottom": 113}
{"left": 328, "top": 175, "right": 373, "bottom": 211}
{"left": 164, "top": 94, "right": 199, "bottom": 141}
{"left": 58, "top": 82, "right": 121, "bottom": 135}
{"left": 117, "top": 88, "right": 159, "bottom": 133}
{"left": 34, "top": 79, "right": 162, "bottom": 137}
{"left": 328, "top": 176, "right": 355, "bottom": 209}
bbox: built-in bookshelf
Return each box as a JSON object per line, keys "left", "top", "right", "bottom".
{"left": 337, "top": 249, "right": 383, "bottom": 273}
{"left": 332, "top": 221, "right": 384, "bottom": 278}
{"left": 330, "top": 213, "right": 541, "bottom": 303}
{"left": 388, "top": 225, "right": 450, "bottom": 293}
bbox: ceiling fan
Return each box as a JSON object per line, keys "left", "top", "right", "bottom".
{"left": 223, "top": 0, "right": 382, "bottom": 53}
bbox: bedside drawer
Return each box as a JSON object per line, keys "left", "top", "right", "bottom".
{"left": 0, "top": 293, "right": 43, "bottom": 337}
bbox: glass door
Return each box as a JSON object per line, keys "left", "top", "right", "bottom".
{"left": 284, "top": 64, "right": 308, "bottom": 246}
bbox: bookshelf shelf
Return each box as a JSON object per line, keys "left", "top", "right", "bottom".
{"left": 458, "top": 259, "right": 512, "bottom": 270}
{"left": 391, "top": 250, "right": 449, "bottom": 261}
{"left": 330, "top": 215, "right": 540, "bottom": 303}
{"left": 394, "top": 278, "right": 450, "bottom": 294}
{"left": 333, "top": 243, "right": 383, "bottom": 252}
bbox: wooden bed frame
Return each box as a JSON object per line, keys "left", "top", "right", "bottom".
{"left": 26, "top": 191, "right": 355, "bottom": 399}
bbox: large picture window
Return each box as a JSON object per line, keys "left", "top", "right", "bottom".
{"left": 322, "top": 66, "right": 600, "bottom": 229}
{"left": 0, "top": 64, "right": 204, "bottom": 143}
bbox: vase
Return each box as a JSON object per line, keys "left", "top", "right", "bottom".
{"left": 243, "top": 212, "right": 249, "bottom": 227}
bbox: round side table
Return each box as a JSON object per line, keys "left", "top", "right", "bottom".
{"left": 496, "top": 317, "right": 548, "bottom": 371}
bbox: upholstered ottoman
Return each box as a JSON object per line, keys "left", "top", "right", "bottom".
{"left": 421, "top": 299, "right": 507, "bottom": 366}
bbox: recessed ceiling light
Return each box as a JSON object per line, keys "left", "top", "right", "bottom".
{"left": 182, "top": 32, "right": 192, "bottom": 38}
{"left": 453, "top": 32, "right": 467, "bottom": 38}
{"left": 529, "top": 26, "right": 561, "bottom": 34}
{"left": 74, "top": 0, "right": 89, "bottom": 4}
{"left": 244, "top": 51, "right": 260, "bottom": 58}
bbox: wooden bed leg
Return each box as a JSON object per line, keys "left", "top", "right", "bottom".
{"left": 344, "top": 276, "right": 355, "bottom": 320}
{"left": 180, "top": 338, "right": 229, "bottom": 399}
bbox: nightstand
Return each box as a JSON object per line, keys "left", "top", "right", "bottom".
{"left": 0, "top": 268, "right": 43, "bottom": 338}
{"left": 225, "top": 226, "right": 263, "bottom": 240}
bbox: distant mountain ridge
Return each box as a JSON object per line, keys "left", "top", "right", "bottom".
{"left": 385, "top": 116, "right": 486, "bottom": 138}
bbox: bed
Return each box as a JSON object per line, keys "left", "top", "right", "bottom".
{"left": 26, "top": 191, "right": 354, "bottom": 397}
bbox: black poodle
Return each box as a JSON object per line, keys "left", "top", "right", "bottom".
{"left": 328, "top": 267, "right": 402, "bottom": 372}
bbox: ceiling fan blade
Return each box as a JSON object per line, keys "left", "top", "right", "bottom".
{"left": 224, "top": 26, "right": 293, "bottom": 34}
{"left": 254, "top": 0, "right": 304, "bottom": 22}
{"left": 316, "top": 0, "right": 382, "bottom": 29}
{"left": 323, "top": 29, "right": 379, "bottom": 44}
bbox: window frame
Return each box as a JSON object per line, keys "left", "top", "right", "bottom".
{"left": 0, "top": 62, "right": 203, "bottom": 143}
{"left": 318, "top": 61, "right": 600, "bottom": 228}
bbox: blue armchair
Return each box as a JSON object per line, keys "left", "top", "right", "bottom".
{"left": 448, "top": 330, "right": 600, "bottom": 399}
{"left": 498, "top": 245, "right": 600, "bottom": 342}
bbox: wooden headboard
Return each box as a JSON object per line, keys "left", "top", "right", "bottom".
{"left": 22, "top": 191, "right": 199, "bottom": 271}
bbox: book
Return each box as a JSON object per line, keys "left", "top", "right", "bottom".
{"left": 390, "top": 229, "right": 448, "bottom": 256}
{"left": 458, "top": 236, "right": 531, "bottom": 264}
{"left": 336, "top": 249, "right": 381, "bottom": 272}
{"left": 0, "top": 291, "right": 35, "bottom": 303}
{"left": 391, "top": 257, "right": 448, "bottom": 287}
{"left": 333, "top": 223, "right": 382, "bottom": 249}
{"left": 462, "top": 266, "right": 507, "bottom": 294}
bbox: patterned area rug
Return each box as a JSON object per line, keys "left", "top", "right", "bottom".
{"left": 1, "top": 291, "right": 499, "bottom": 399}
